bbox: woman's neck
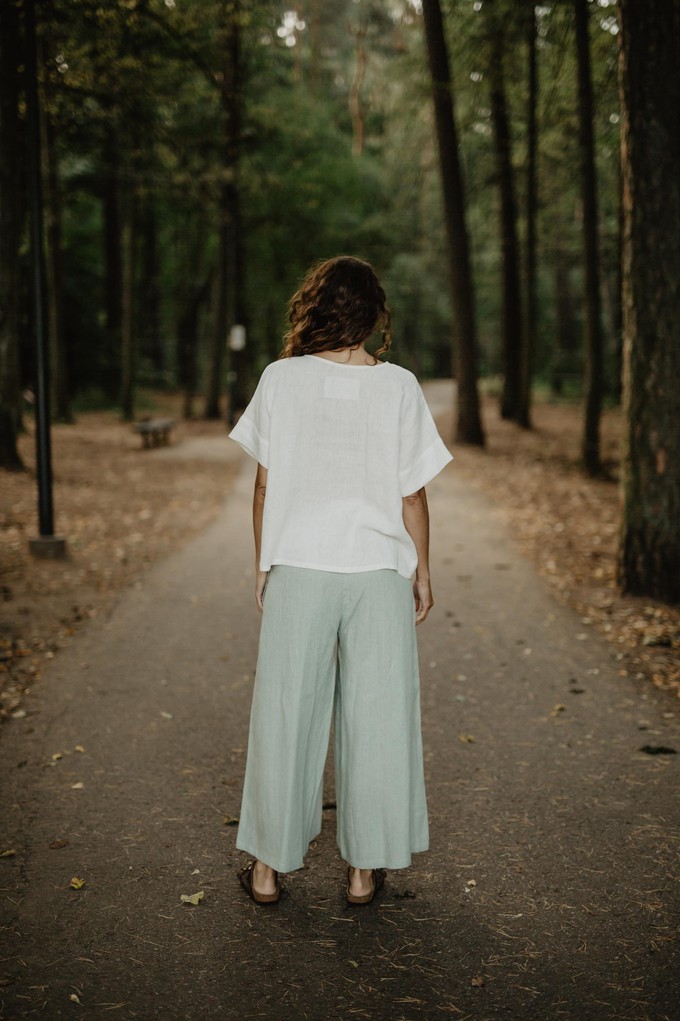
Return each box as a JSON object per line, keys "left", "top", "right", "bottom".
{"left": 311, "top": 344, "right": 378, "bottom": 366}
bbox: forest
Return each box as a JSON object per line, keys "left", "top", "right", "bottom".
{"left": 0, "top": 0, "right": 678, "bottom": 601}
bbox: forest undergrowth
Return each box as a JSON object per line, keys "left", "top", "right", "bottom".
{"left": 1, "top": 390, "right": 678, "bottom": 725}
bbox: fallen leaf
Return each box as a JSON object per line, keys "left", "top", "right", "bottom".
{"left": 471, "top": 974, "right": 485, "bottom": 987}
{"left": 550, "top": 703, "right": 567, "bottom": 716}
{"left": 52, "top": 752, "right": 63, "bottom": 761}
{"left": 642, "top": 634, "right": 672, "bottom": 647}
{"left": 69, "top": 876, "right": 86, "bottom": 889}
{"left": 458, "top": 733, "right": 476, "bottom": 743}
{"left": 71, "top": 782, "right": 84, "bottom": 789}
{"left": 49, "top": 839, "right": 69, "bottom": 850}
{"left": 74, "top": 745, "right": 85, "bottom": 753}
{"left": 223, "top": 817, "right": 239, "bottom": 826}
{"left": 160, "top": 711, "right": 173, "bottom": 720}
{"left": 1, "top": 849, "right": 17, "bottom": 858}
{"left": 69, "top": 993, "right": 81, "bottom": 1004}
{"left": 466, "top": 879, "right": 477, "bottom": 888}
{"left": 180, "top": 890, "right": 204, "bottom": 905}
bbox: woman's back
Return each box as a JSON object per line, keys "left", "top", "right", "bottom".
{"left": 229, "top": 352, "right": 452, "bottom": 580}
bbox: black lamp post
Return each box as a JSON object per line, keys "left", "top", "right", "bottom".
{"left": 25, "top": 0, "right": 66, "bottom": 559}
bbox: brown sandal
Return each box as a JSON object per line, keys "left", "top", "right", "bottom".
{"left": 238, "top": 860, "right": 281, "bottom": 905}
{"left": 346, "top": 867, "right": 386, "bottom": 905}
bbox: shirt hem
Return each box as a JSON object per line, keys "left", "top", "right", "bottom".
{"left": 263, "top": 557, "right": 414, "bottom": 579}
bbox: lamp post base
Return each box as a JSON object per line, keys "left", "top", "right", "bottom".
{"left": 28, "top": 535, "right": 67, "bottom": 559}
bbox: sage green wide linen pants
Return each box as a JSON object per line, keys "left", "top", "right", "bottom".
{"left": 235, "top": 565, "right": 429, "bottom": 873}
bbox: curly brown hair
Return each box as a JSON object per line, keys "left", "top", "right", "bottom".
{"left": 279, "top": 256, "right": 392, "bottom": 363}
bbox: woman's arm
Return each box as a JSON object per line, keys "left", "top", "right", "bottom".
{"left": 253, "top": 463, "right": 268, "bottom": 612}
{"left": 402, "top": 487, "right": 434, "bottom": 625}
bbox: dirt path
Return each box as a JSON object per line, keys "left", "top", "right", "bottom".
{"left": 1, "top": 395, "right": 678, "bottom": 1021}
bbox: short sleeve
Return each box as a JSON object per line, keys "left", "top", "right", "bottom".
{"left": 228, "top": 365, "right": 272, "bottom": 467}
{"left": 398, "top": 381, "right": 454, "bottom": 497}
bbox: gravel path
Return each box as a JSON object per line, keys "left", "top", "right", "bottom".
{"left": 1, "top": 386, "right": 678, "bottom": 1021}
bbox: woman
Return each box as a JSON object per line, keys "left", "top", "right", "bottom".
{"left": 228, "top": 256, "right": 453, "bottom": 906}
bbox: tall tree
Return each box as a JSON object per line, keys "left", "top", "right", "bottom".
{"left": 486, "top": 3, "right": 523, "bottom": 423}
{"left": 102, "top": 111, "right": 124, "bottom": 400}
{"left": 348, "top": 21, "right": 367, "bottom": 157}
{"left": 119, "top": 191, "right": 136, "bottom": 422}
{"left": 517, "top": 4, "right": 538, "bottom": 430}
{"left": 178, "top": 270, "right": 211, "bottom": 421}
{"left": 574, "top": 0, "right": 604, "bottom": 475}
{"left": 204, "top": 1, "right": 243, "bottom": 420}
{"left": 139, "top": 201, "right": 163, "bottom": 378}
{"left": 616, "top": 0, "right": 680, "bottom": 601}
{"left": 550, "top": 246, "right": 578, "bottom": 396}
{"left": 0, "top": 0, "right": 24, "bottom": 470}
{"left": 421, "top": 0, "right": 484, "bottom": 446}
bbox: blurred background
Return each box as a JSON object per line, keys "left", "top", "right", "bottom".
{"left": 0, "top": 0, "right": 622, "bottom": 423}
{"left": 1, "top": 0, "right": 678, "bottom": 713}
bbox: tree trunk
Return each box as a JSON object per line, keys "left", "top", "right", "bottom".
{"left": 574, "top": 0, "right": 604, "bottom": 475}
{"left": 178, "top": 274, "right": 211, "bottom": 421}
{"left": 518, "top": 5, "right": 538, "bottom": 430}
{"left": 489, "top": 24, "right": 523, "bottom": 423}
{"left": 421, "top": 0, "right": 485, "bottom": 446}
{"left": 205, "top": 221, "right": 228, "bottom": 419}
{"left": 610, "top": 156, "right": 624, "bottom": 404}
{"left": 227, "top": 185, "right": 249, "bottom": 426}
{"left": 139, "top": 201, "right": 163, "bottom": 378}
{"left": 616, "top": 0, "right": 680, "bottom": 602}
{"left": 308, "top": 0, "right": 321, "bottom": 90}
{"left": 205, "top": 0, "right": 243, "bottom": 420}
{"left": 349, "top": 27, "right": 367, "bottom": 157}
{"left": 551, "top": 248, "right": 578, "bottom": 397}
{"left": 0, "top": 0, "right": 24, "bottom": 469}
{"left": 120, "top": 192, "right": 135, "bottom": 422}
{"left": 102, "top": 118, "right": 122, "bottom": 400}
{"left": 204, "top": 0, "right": 244, "bottom": 422}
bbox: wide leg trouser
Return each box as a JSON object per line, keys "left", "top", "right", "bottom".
{"left": 235, "top": 565, "right": 429, "bottom": 873}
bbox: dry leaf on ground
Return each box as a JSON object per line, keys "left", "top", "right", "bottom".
{"left": 180, "top": 890, "right": 204, "bottom": 905}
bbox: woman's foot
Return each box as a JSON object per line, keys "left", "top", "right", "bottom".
{"left": 238, "top": 859, "right": 281, "bottom": 904}
{"left": 252, "top": 859, "right": 278, "bottom": 896}
{"left": 347, "top": 867, "right": 376, "bottom": 898}
{"left": 346, "top": 866, "right": 386, "bottom": 904}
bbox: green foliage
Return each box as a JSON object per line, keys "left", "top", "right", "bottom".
{"left": 32, "top": 0, "right": 622, "bottom": 401}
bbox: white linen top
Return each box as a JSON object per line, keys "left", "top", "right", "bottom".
{"left": 228, "top": 353, "right": 453, "bottom": 580}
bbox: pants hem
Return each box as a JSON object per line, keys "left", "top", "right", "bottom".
{"left": 235, "top": 829, "right": 322, "bottom": 875}
{"left": 339, "top": 843, "right": 430, "bottom": 871}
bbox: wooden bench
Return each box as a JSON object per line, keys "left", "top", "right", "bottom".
{"left": 132, "top": 418, "right": 176, "bottom": 449}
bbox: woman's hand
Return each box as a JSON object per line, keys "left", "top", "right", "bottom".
{"left": 255, "top": 570, "right": 269, "bottom": 613}
{"left": 413, "top": 576, "right": 433, "bottom": 625}
{"left": 402, "top": 489, "right": 432, "bottom": 625}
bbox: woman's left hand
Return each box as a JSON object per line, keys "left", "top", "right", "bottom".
{"left": 255, "top": 570, "right": 269, "bottom": 613}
